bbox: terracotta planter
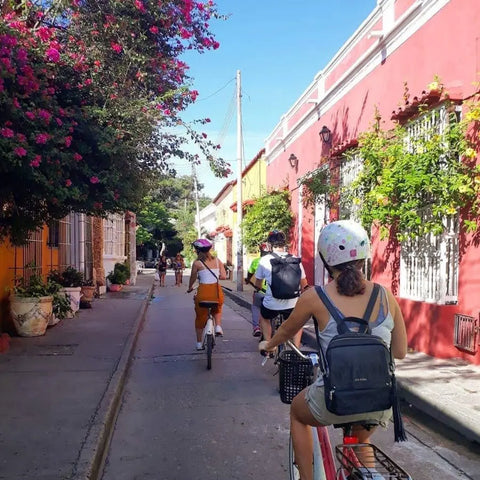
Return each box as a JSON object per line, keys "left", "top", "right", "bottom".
{"left": 63, "top": 287, "right": 82, "bottom": 318}
{"left": 108, "top": 284, "right": 123, "bottom": 292}
{"left": 80, "top": 285, "right": 96, "bottom": 305}
{"left": 10, "top": 295, "right": 53, "bottom": 337}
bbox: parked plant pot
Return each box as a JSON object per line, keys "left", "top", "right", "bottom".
{"left": 108, "top": 284, "right": 123, "bottom": 292}
{"left": 80, "top": 285, "right": 96, "bottom": 308}
{"left": 63, "top": 287, "right": 82, "bottom": 317}
{"left": 10, "top": 295, "right": 53, "bottom": 337}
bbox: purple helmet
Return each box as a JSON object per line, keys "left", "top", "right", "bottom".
{"left": 192, "top": 238, "right": 212, "bottom": 251}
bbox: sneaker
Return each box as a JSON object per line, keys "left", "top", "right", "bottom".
{"left": 252, "top": 326, "right": 262, "bottom": 337}
{"left": 196, "top": 342, "right": 204, "bottom": 351}
{"left": 215, "top": 325, "right": 224, "bottom": 336}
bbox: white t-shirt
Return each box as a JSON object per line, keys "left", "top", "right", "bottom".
{"left": 254, "top": 251, "right": 306, "bottom": 310}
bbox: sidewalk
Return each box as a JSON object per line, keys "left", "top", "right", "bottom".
{"left": 0, "top": 274, "right": 154, "bottom": 480}
{"left": 222, "top": 282, "right": 480, "bottom": 445}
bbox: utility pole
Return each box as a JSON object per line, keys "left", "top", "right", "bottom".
{"left": 236, "top": 70, "right": 244, "bottom": 292}
{"left": 192, "top": 164, "right": 201, "bottom": 237}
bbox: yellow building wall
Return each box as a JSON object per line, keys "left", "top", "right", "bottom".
{"left": 0, "top": 226, "right": 59, "bottom": 332}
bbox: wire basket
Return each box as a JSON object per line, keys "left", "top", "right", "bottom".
{"left": 278, "top": 350, "right": 314, "bottom": 404}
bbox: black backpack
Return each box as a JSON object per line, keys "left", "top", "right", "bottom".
{"left": 269, "top": 252, "right": 302, "bottom": 299}
{"left": 313, "top": 284, "right": 407, "bottom": 442}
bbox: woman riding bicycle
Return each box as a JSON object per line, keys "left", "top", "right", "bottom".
{"left": 259, "top": 220, "right": 408, "bottom": 480}
{"left": 187, "top": 239, "right": 227, "bottom": 350}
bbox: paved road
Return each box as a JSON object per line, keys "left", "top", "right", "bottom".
{"left": 100, "top": 271, "right": 479, "bottom": 480}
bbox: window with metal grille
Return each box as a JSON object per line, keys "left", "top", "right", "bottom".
{"left": 339, "top": 152, "right": 363, "bottom": 221}
{"left": 104, "top": 213, "right": 125, "bottom": 257}
{"left": 47, "top": 220, "right": 59, "bottom": 247}
{"left": 454, "top": 314, "right": 478, "bottom": 354}
{"left": 400, "top": 106, "right": 459, "bottom": 304}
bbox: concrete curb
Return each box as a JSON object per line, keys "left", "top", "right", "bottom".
{"left": 72, "top": 280, "right": 155, "bottom": 480}
{"left": 223, "top": 288, "right": 251, "bottom": 310}
{"left": 397, "top": 383, "right": 480, "bottom": 445}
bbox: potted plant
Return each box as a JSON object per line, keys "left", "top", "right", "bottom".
{"left": 80, "top": 279, "right": 96, "bottom": 308}
{"left": 48, "top": 281, "right": 73, "bottom": 326}
{"left": 48, "top": 266, "right": 84, "bottom": 317}
{"left": 106, "top": 263, "right": 129, "bottom": 292}
{"left": 10, "top": 272, "right": 53, "bottom": 337}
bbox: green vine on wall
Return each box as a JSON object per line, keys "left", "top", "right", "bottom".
{"left": 348, "top": 98, "right": 480, "bottom": 240}
{"left": 299, "top": 167, "right": 335, "bottom": 210}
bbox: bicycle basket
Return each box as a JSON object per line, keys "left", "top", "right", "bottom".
{"left": 278, "top": 350, "right": 314, "bottom": 404}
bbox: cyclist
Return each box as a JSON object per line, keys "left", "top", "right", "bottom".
{"left": 187, "top": 239, "right": 227, "bottom": 350}
{"left": 253, "top": 230, "right": 309, "bottom": 346}
{"left": 259, "top": 220, "right": 408, "bottom": 480}
{"left": 245, "top": 242, "right": 270, "bottom": 337}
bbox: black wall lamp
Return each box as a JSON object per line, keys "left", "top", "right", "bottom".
{"left": 319, "top": 125, "right": 332, "bottom": 144}
{"left": 288, "top": 153, "right": 298, "bottom": 169}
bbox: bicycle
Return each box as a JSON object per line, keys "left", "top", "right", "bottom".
{"left": 198, "top": 300, "right": 219, "bottom": 370}
{"left": 281, "top": 341, "right": 412, "bottom": 480}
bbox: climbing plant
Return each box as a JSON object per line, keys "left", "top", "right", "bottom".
{"left": 348, "top": 99, "right": 480, "bottom": 241}
{"left": 298, "top": 167, "right": 335, "bottom": 211}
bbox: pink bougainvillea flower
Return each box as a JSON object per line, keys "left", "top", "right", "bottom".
{"left": 135, "top": 0, "right": 146, "bottom": 12}
{"left": 35, "top": 133, "right": 50, "bottom": 144}
{"left": 205, "top": 118, "right": 211, "bottom": 123}
{"left": 55, "top": 117, "right": 63, "bottom": 126}
{"left": 36, "top": 27, "right": 52, "bottom": 42}
{"left": 16, "top": 133, "right": 26, "bottom": 143}
{"left": 14, "top": 147, "right": 27, "bottom": 157}
{"left": 73, "top": 152, "right": 82, "bottom": 161}
{"left": 65, "top": 179, "right": 72, "bottom": 187}
{"left": 0, "top": 127, "right": 14, "bottom": 138}
{"left": 93, "top": 202, "right": 103, "bottom": 209}
{"left": 163, "top": 109, "right": 171, "bottom": 115}
{"left": 180, "top": 27, "right": 192, "bottom": 39}
{"left": 25, "top": 111, "right": 35, "bottom": 120}
{"left": 64, "top": 136, "right": 72, "bottom": 147}
{"left": 13, "top": 97, "right": 20, "bottom": 108}
{"left": 149, "top": 25, "right": 159, "bottom": 34}
{"left": 111, "top": 42, "right": 123, "bottom": 53}
{"left": 29, "top": 155, "right": 42, "bottom": 167}
{"left": 90, "top": 176, "right": 99, "bottom": 184}
{"left": 202, "top": 132, "right": 207, "bottom": 138}
{"left": 46, "top": 47, "right": 60, "bottom": 63}
{"left": 38, "top": 109, "right": 52, "bottom": 123}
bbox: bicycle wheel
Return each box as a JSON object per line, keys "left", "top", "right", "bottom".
{"left": 206, "top": 333, "right": 214, "bottom": 370}
{"left": 288, "top": 427, "right": 327, "bottom": 480}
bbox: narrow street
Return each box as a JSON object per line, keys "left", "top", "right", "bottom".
{"left": 100, "top": 271, "right": 480, "bottom": 480}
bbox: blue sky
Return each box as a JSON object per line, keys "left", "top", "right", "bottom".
{"left": 175, "top": 0, "right": 377, "bottom": 197}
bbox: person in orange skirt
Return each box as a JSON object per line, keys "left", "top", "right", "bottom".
{"left": 187, "top": 239, "right": 227, "bottom": 350}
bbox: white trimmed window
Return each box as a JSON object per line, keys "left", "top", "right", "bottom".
{"left": 400, "top": 106, "right": 459, "bottom": 304}
{"left": 339, "top": 151, "right": 363, "bottom": 221}
{"left": 104, "top": 213, "right": 125, "bottom": 257}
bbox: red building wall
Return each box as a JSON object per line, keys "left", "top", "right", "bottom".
{"left": 266, "top": 0, "right": 480, "bottom": 364}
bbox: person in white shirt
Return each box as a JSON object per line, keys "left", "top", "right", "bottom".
{"left": 254, "top": 230, "right": 309, "bottom": 345}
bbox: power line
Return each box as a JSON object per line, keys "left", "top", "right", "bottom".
{"left": 196, "top": 77, "right": 236, "bottom": 102}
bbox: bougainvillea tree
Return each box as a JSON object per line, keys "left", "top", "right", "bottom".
{"left": 0, "top": 0, "right": 229, "bottom": 244}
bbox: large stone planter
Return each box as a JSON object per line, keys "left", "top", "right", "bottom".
{"left": 10, "top": 295, "right": 53, "bottom": 337}
{"left": 63, "top": 287, "right": 82, "bottom": 318}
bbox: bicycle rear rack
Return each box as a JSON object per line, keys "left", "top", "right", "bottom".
{"left": 335, "top": 443, "right": 412, "bottom": 479}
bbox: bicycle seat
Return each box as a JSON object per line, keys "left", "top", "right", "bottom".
{"left": 333, "top": 420, "right": 380, "bottom": 430}
{"left": 199, "top": 301, "right": 219, "bottom": 308}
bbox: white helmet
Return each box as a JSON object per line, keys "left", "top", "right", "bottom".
{"left": 318, "top": 220, "right": 370, "bottom": 266}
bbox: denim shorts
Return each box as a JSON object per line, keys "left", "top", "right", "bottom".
{"left": 305, "top": 383, "right": 392, "bottom": 428}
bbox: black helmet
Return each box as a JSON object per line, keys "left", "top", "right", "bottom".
{"left": 267, "top": 230, "right": 286, "bottom": 246}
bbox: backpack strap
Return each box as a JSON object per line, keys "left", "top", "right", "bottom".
{"left": 314, "top": 284, "right": 380, "bottom": 334}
